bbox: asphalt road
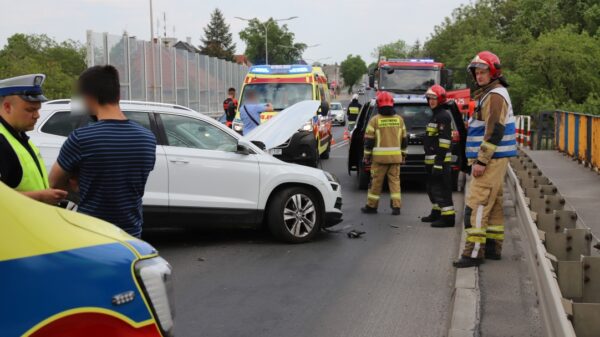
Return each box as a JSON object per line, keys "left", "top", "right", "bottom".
{"left": 144, "top": 126, "right": 464, "bottom": 337}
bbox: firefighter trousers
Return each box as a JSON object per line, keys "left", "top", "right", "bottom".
{"left": 461, "top": 158, "right": 509, "bottom": 259}
{"left": 367, "top": 162, "right": 401, "bottom": 209}
{"left": 425, "top": 164, "right": 454, "bottom": 215}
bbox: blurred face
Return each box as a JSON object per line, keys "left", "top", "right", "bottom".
{"left": 228, "top": 90, "right": 235, "bottom": 98}
{"left": 0, "top": 96, "right": 41, "bottom": 132}
{"left": 81, "top": 94, "right": 100, "bottom": 116}
{"left": 475, "top": 67, "right": 492, "bottom": 86}
{"left": 427, "top": 96, "right": 438, "bottom": 109}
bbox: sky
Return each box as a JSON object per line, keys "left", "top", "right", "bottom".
{"left": 0, "top": 0, "right": 469, "bottom": 64}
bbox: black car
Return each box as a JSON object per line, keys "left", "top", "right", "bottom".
{"left": 347, "top": 97, "right": 464, "bottom": 190}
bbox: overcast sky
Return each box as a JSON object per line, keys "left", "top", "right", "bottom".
{"left": 0, "top": 0, "right": 469, "bottom": 64}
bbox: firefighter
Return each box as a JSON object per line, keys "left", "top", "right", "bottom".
{"left": 454, "top": 51, "right": 517, "bottom": 268}
{"left": 422, "top": 84, "right": 455, "bottom": 227}
{"left": 223, "top": 87, "right": 238, "bottom": 128}
{"left": 361, "top": 91, "right": 407, "bottom": 216}
{"left": 0, "top": 74, "right": 68, "bottom": 204}
{"left": 347, "top": 94, "right": 361, "bottom": 131}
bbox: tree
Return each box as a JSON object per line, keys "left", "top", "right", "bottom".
{"left": 372, "top": 40, "right": 409, "bottom": 60}
{"left": 340, "top": 54, "right": 367, "bottom": 94}
{"left": 200, "top": 8, "right": 236, "bottom": 61}
{"left": 239, "top": 19, "right": 306, "bottom": 65}
{"left": 0, "top": 34, "right": 86, "bottom": 100}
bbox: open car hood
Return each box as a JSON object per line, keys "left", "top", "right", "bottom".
{"left": 245, "top": 100, "right": 321, "bottom": 150}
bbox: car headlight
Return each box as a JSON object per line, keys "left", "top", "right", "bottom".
{"left": 300, "top": 120, "right": 313, "bottom": 132}
{"left": 135, "top": 257, "right": 175, "bottom": 336}
{"left": 323, "top": 170, "right": 338, "bottom": 183}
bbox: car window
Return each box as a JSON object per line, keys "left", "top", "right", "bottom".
{"left": 123, "top": 111, "right": 152, "bottom": 131}
{"left": 161, "top": 114, "right": 237, "bottom": 152}
{"left": 40, "top": 111, "right": 84, "bottom": 137}
{"left": 330, "top": 103, "right": 342, "bottom": 110}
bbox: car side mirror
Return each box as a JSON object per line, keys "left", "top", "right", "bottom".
{"left": 251, "top": 140, "right": 266, "bottom": 150}
{"left": 236, "top": 142, "right": 251, "bottom": 155}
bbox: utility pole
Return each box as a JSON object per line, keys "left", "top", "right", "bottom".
{"left": 149, "top": 0, "right": 154, "bottom": 41}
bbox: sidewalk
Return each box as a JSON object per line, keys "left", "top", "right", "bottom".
{"left": 449, "top": 179, "right": 543, "bottom": 337}
{"left": 525, "top": 150, "right": 600, "bottom": 235}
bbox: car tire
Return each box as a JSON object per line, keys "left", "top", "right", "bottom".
{"left": 320, "top": 138, "right": 331, "bottom": 159}
{"left": 267, "top": 187, "right": 323, "bottom": 243}
{"left": 358, "top": 161, "right": 370, "bottom": 190}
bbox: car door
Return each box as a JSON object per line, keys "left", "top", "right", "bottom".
{"left": 158, "top": 113, "right": 260, "bottom": 212}
{"left": 347, "top": 102, "right": 374, "bottom": 173}
{"left": 122, "top": 110, "right": 169, "bottom": 208}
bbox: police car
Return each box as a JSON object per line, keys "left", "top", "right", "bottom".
{"left": 0, "top": 182, "right": 174, "bottom": 337}
{"left": 29, "top": 100, "right": 342, "bottom": 243}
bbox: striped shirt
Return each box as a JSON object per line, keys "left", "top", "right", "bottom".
{"left": 57, "top": 119, "right": 156, "bottom": 237}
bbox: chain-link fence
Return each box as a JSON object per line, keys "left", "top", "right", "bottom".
{"left": 86, "top": 31, "right": 249, "bottom": 117}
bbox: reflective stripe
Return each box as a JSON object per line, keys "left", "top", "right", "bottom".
{"left": 467, "top": 134, "right": 516, "bottom": 142}
{"left": 364, "top": 150, "right": 372, "bottom": 155}
{"left": 425, "top": 155, "right": 436, "bottom": 159}
{"left": 439, "top": 138, "right": 451, "bottom": 144}
{"left": 367, "top": 193, "right": 380, "bottom": 200}
{"left": 486, "top": 233, "right": 504, "bottom": 240}
{"left": 442, "top": 210, "right": 456, "bottom": 215}
{"left": 467, "top": 235, "right": 486, "bottom": 244}
{"left": 466, "top": 145, "right": 516, "bottom": 154}
{"left": 373, "top": 147, "right": 402, "bottom": 156}
{"left": 390, "top": 192, "right": 401, "bottom": 200}
{"left": 348, "top": 107, "right": 359, "bottom": 114}
{"left": 366, "top": 125, "right": 375, "bottom": 133}
{"left": 433, "top": 165, "right": 443, "bottom": 170}
{"left": 441, "top": 206, "right": 454, "bottom": 211}
{"left": 471, "top": 205, "right": 485, "bottom": 258}
{"left": 487, "top": 225, "right": 504, "bottom": 240}
{"left": 439, "top": 142, "right": 450, "bottom": 149}
{"left": 428, "top": 123, "right": 437, "bottom": 128}
{"left": 432, "top": 204, "right": 440, "bottom": 210}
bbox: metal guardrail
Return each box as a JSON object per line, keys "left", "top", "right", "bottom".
{"left": 86, "top": 31, "right": 249, "bottom": 117}
{"left": 555, "top": 111, "right": 600, "bottom": 171}
{"left": 507, "top": 151, "right": 600, "bottom": 337}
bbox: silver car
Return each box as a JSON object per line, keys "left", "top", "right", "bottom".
{"left": 329, "top": 102, "right": 345, "bottom": 126}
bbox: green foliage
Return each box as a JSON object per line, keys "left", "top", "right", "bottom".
{"left": 239, "top": 19, "right": 306, "bottom": 65}
{"left": 0, "top": 34, "right": 86, "bottom": 100}
{"left": 340, "top": 55, "right": 367, "bottom": 93}
{"left": 200, "top": 8, "right": 236, "bottom": 61}
{"left": 372, "top": 40, "right": 409, "bottom": 59}
{"left": 424, "top": 0, "right": 600, "bottom": 114}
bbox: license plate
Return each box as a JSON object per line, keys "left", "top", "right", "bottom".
{"left": 269, "top": 148, "right": 282, "bottom": 155}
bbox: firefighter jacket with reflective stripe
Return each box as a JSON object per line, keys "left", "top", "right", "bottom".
{"left": 0, "top": 122, "right": 49, "bottom": 191}
{"left": 347, "top": 100, "right": 361, "bottom": 122}
{"left": 364, "top": 114, "right": 408, "bottom": 164}
{"left": 424, "top": 106, "right": 453, "bottom": 166}
{"left": 466, "top": 85, "right": 517, "bottom": 163}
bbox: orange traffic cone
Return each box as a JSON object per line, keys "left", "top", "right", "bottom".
{"left": 331, "top": 136, "right": 336, "bottom": 145}
{"left": 343, "top": 128, "right": 350, "bottom": 140}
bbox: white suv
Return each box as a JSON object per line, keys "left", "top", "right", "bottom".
{"left": 30, "top": 100, "right": 342, "bottom": 243}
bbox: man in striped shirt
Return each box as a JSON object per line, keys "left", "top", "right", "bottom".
{"left": 49, "top": 65, "right": 156, "bottom": 238}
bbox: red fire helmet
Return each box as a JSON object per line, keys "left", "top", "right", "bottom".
{"left": 376, "top": 91, "right": 394, "bottom": 108}
{"left": 468, "top": 51, "right": 502, "bottom": 79}
{"left": 425, "top": 84, "right": 447, "bottom": 104}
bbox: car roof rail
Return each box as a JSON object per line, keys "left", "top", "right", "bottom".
{"left": 43, "top": 99, "right": 195, "bottom": 112}
{"left": 45, "top": 99, "right": 71, "bottom": 105}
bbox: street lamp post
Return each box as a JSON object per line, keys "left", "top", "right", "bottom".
{"left": 235, "top": 16, "right": 299, "bottom": 65}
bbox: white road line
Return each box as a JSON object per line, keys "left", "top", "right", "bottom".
{"left": 331, "top": 140, "right": 349, "bottom": 150}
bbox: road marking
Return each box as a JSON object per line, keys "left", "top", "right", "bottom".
{"left": 331, "top": 140, "right": 348, "bottom": 150}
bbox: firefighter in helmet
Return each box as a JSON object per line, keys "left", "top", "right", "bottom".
{"left": 454, "top": 51, "right": 517, "bottom": 268}
{"left": 347, "top": 94, "right": 361, "bottom": 131}
{"left": 361, "top": 91, "right": 407, "bottom": 216}
{"left": 422, "top": 84, "right": 455, "bottom": 227}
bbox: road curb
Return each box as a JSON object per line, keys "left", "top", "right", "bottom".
{"left": 448, "top": 177, "right": 480, "bottom": 337}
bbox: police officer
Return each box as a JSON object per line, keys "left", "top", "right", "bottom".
{"left": 0, "top": 74, "right": 67, "bottom": 204}
{"left": 347, "top": 94, "right": 361, "bottom": 131}
{"left": 454, "top": 51, "right": 517, "bottom": 268}
{"left": 422, "top": 84, "right": 455, "bottom": 227}
{"left": 361, "top": 91, "right": 407, "bottom": 216}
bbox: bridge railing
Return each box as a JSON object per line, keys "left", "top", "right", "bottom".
{"left": 86, "top": 30, "right": 249, "bottom": 117}
{"left": 555, "top": 111, "right": 600, "bottom": 171}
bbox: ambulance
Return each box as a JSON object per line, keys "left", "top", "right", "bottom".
{"left": 0, "top": 183, "right": 175, "bottom": 337}
{"left": 233, "top": 65, "right": 333, "bottom": 167}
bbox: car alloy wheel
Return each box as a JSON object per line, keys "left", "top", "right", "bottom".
{"left": 283, "top": 194, "right": 316, "bottom": 238}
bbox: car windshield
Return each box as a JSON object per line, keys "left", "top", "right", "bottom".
{"left": 330, "top": 103, "right": 342, "bottom": 110}
{"left": 373, "top": 104, "right": 432, "bottom": 131}
{"left": 380, "top": 68, "right": 439, "bottom": 93}
{"left": 240, "top": 83, "right": 313, "bottom": 111}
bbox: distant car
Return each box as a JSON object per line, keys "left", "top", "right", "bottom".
{"left": 357, "top": 88, "right": 365, "bottom": 95}
{"left": 347, "top": 95, "right": 462, "bottom": 190}
{"left": 29, "top": 100, "right": 343, "bottom": 243}
{"left": 329, "top": 102, "right": 345, "bottom": 126}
